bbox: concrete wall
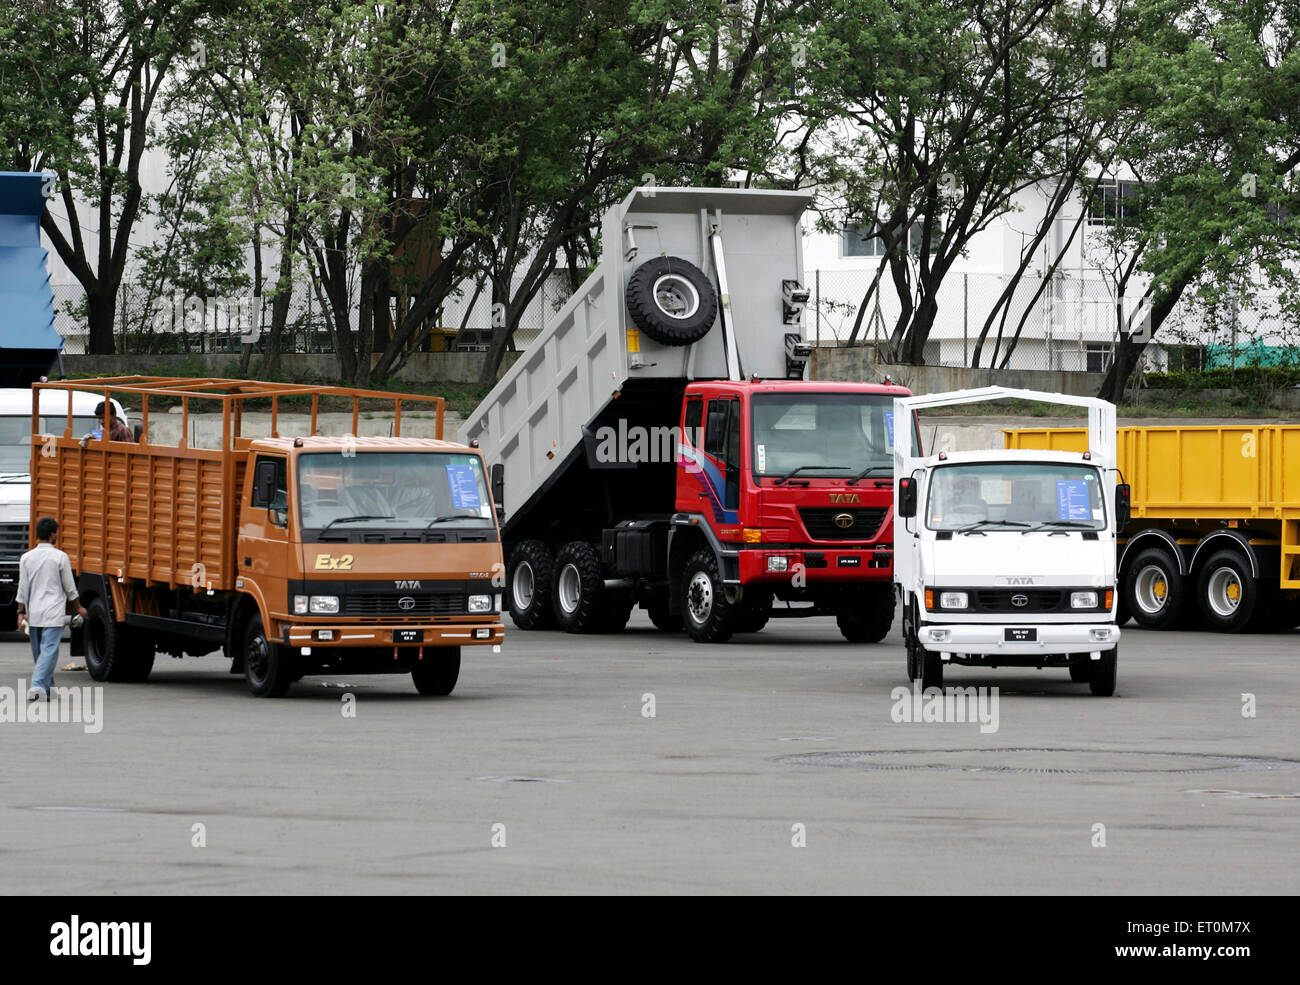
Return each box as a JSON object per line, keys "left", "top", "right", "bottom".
{"left": 810, "top": 348, "right": 1106, "bottom": 396}
{"left": 59, "top": 350, "right": 521, "bottom": 384}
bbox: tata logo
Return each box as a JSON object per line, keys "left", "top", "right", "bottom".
{"left": 998, "top": 576, "right": 1035, "bottom": 585}
{"left": 829, "top": 493, "right": 860, "bottom": 504}
{"left": 397, "top": 596, "right": 416, "bottom": 611}
{"left": 395, "top": 580, "right": 421, "bottom": 589}
{"left": 833, "top": 513, "right": 855, "bottom": 529}
{"left": 1011, "top": 594, "right": 1029, "bottom": 607}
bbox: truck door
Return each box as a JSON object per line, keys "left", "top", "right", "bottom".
{"left": 240, "top": 455, "right": 289, "bottom": 617}
{"left": 703, "top": 397, "right": 741, "bottom": 522}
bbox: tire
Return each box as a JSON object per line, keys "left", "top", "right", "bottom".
{"left": 1069, "top": 658, "right": 1094, "bottom": 683}
{"left": 733, "top": 589, "right": 772, "bottom": 633}
{"left": 1089, "top": 646, "right": 1118, "bottom": 696}
{"left": 552, "top": 541, "right": 608, "bottom": 634}
{"left": 0, "top": 602, "right": 17, "bottom": 632}
{"left": 625, "top": 256, "right": 718, "bottom": 346}
{"left": 412, "top": 647, "right": 460, "bottom": 696}
{"left": 243, "top": 611, "right": 294, "bottom": 697}
{"left": 507, "top": 540, "right": 556, "bottom": 630}
{"left": 1123, "top": 548, "right": 1186, "bottom": 630}
{"left": 83, "top": 597, "right": 154, "bottom": 683}
{"left": 836, "top": 584, "right": 896, "bottom": 643}
{"left": 646, "top": 597, "right": 682, "bottom": 632}
{"left": 1114, "top": 590, "right": 1131, "bottom": 628}
{"left": 918, "top": 645, "right": 943, "bottom": 691}
{"left": 681, "top": 548, "right": 737, "bottom": 643}
{"left": 1196, "top": 550, "right": 1265, "bottom": 632}
{"left": 599, "top": 592, "right": 635, "bottom": 633}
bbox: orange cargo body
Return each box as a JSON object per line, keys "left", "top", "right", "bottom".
{"left": 29, "top": 377, "right": 503, "bottom": 697}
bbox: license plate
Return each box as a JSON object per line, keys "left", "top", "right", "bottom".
{"left": 393, "top": 629, "right": 424, "bottom": 644}
{"left": 1004, "top": 628, "right": 1037, "bottom": 642}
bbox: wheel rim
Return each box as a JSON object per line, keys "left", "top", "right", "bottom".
{"left": 247, "top": 633, "right": 271, "bottom": 682}
{"left": 652, "top": 274, "right": 701, "bottom": 320}
{"left": 557, "top": 563, "right": 581, "bottom": 614}
{"left": 1134, "top": 564, "right": 1170, "bottom": 614}
{"left": 1206, "top": 567, "right": 1242, "bottom": 617}
{"left": 686, "top": 571, "right": 714, "bottom": 624}
{"left": 512, "top": 561, "right": 535, "bottom": 610}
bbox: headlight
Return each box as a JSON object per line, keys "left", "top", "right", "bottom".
{"left": 309, "top": 595, "right": 339, "bottom": 614}
{"left": 939, "top": 591, "right": 968, "bottom": 609}
{"left": 293, "top": 595, "right": 309, "bottom": 615}
{"left": 468, "top": 594, "right": 492, "bottom": 613}
{"left": 766, "top": 556, "right": 789, "bottom": 573}
{"left": 1070, "top": 591, "right": 1098, "bottom": 609}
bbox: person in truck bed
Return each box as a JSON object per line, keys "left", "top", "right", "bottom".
{"left": 79, "top": 401, "right": 133, "bottom": 444}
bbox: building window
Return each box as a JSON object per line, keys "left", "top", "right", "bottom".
{"left": 1085, "top": 343, "right": 1113, "bottom": 373}
{"left": 1088, "top": 180, "right": 1141, "bottom": 225}
{"left": 843, "top": 221, "right": 939, "bottom": 257}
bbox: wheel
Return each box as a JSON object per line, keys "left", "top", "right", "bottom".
{"left": 507, "top": 540, "right": 556, "bottom": 630}
{"left": 1069, "top": 658, "right": 1094, "bottom": 683}
{"left": 733, "top": 589, "right": 772, "bottom": 633}
{"left": 412, "top": 647, "right": 460, "bottom": 695}
{"left": 552, "top": 541, "right": 609, "bottom": 633}
{"left": 83, "top": 597, "right": 154, "bottom": 682}
{"left": 1089, "top": 646, "right": 1118, "bottom": 696}
{"left": 0, "top": 602, "right": 17, "bottom": 632}
{"left": 1114, "top": 589, "right": 1131, "bottom": 627}
{"left": 836, "top": 584, "right": 896, "bottom": 642}
{"left": 918, "top": 645, "right": 943, "bottom": 690}
{"left": 598, "top": 592, "right": 635, "bottom": 633}
{"left": 243, "top": 611, "right": 294, "bottom": 697}
{"left": 624, "top": 255, "right": 718, "bottom": 346}
{"left": 681, "top": 548, "right": 737, "bottom": 643}
{"left": 1196, "top": 550, "right": 1260, "bottom": 633}
{"left": 645, "top": 596, "right": 682, "bottom": 632}
{"left": 1123, "top": 548, "right": 1186, "bottom": 629}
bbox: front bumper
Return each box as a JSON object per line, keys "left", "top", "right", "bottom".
{"left": 738, "top": 548, "right": 893, "bottom": 584}
{"left": 283, "top": 620, "right": 504, "bottom": 649}
{"left": 918, "top": 622, "right": 1119, "bottom": 656}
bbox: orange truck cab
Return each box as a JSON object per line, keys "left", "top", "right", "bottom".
{"left": 31, "top": 377, "right": 504, "bottom": 697}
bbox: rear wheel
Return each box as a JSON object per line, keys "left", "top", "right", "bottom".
{"left": 412, "top": 647, "right": 460, "bottom": 696}
{"left": 1089, "top": 647, "right": 1118, "bottom": 696}
{"left": 1196, "top": 550, "right": 1259, "bottom": 633}
{"left": 243, "top": 612, "right": 294, "bottom": 697}
{"left": 507, "top": 540, "right": 556, "bottom": 630}
{"left": 836, "top": 585, "right": 896, "bottom": 643}
{"left": 681, "top": 549, "right": 737, "bottom": 644}
{"left": 84, "top": 597, "right": 154, "bottom": 683}
{"left": 1123, "top": 548, "right": 1186, "bottom": 630}
{"left": 553, "top": 541, "right": 608, "bottom": 634}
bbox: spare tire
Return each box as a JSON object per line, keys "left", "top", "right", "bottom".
{"left": 625, "top": 255, "right": 718, "bottom": 346}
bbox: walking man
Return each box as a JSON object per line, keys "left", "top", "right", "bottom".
{"left": 15, "top": 517, "right": 86, "bottom": 701}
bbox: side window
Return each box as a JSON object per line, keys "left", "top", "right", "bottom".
{"left": 704, "top": 400, "right": 731, "bottom": 466}
{"left": 251, "top": 456, "right": 287, "bottom": 509}
{"left": 683, "top": 397, "right": 703, "bottom": 447}
{"left": 705, "top": 399, "right": 741, "bottom": 511}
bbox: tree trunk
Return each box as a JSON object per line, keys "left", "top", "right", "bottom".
{"left": 86, "top": 289, "right": 118, "bottom": 355}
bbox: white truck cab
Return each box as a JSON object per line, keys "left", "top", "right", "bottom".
{"left": 892, "top": 387, "right": 1131, "bottom": 696}
{"left": 0, "top": 388, "right": 129, "bottom": 619}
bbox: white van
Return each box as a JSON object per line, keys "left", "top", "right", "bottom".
{"left": 0, "top": 388, "right": 129, "bottom": 622}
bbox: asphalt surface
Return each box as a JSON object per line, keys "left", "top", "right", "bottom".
{"left": 2, "top": 614, "right": 1297, "bottom": 895}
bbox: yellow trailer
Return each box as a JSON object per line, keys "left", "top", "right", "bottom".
{"left": 1005, "top": 425, "right": 1300, "bottom": 632}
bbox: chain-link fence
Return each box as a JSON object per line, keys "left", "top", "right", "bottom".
{"left": 52, "top": 272, "right": 572, "bottom": 356}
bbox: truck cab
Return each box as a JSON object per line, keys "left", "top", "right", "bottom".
{"left": 894, "top": 387, "right": 1128, "bottom": 696}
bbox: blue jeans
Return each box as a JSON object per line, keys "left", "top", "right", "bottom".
{"left": 29, "top": 626, "right": 62, "bottom": 693}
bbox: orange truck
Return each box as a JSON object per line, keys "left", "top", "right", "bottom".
{"left": 30, "top": 377, "right": 505, "bottom": 696}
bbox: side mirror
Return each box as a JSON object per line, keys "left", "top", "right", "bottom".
{"left": 1115, "top": 483, "right": 1131, "bottom": 528}
{"left": 898, "top": 476, "right": 917, "bottom": 519}
{"left": 490, "top": 463, "right": 505, "bottom": 524}
{"left": 254, "top": 461, "right": 278, "bottom": 506}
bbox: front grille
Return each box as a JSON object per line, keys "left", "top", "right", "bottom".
{"left": 798, "top": 507, "right": 886, "bottom": 541}
{"left": 340, "top": 594, "right": 467, "bottom": 617}
{"left": 0, "top": 522, "right": 27, "bottom": 561}
{"left": 973, "top": 590, "right": 1064, "bottom": 613}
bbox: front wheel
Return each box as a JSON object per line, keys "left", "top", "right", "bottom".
{"left": 243, "top": 612, "right": 294, "bottom": 697}
{"left": 836, "top": 585, "right": 896, "bottom": 643}
{"left": 412, "top": 647, "right": 460, "bottom": 696}
{"left": 1089, "top": 647, "right": 1118, "bottom": 696}
{"left": 681, "top": 549, "right": 737, "bottom": 643}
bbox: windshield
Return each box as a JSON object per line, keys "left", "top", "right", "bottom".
{"left": 297, "top": 452, "right": 494, "bottom": 531}
{"left": 751, "top": 393, "right": 904, "bottom": 479}
{"left": 926, "top": 462, "right": 1107, "bottom": 531}
{"left": 0, "top": 416, "right": 101, "bottom": 473}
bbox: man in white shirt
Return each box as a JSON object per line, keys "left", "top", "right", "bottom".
{"left": 15, "top": 517, "right": 87, "bottom": 701}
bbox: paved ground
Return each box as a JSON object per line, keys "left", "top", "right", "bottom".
{"left": 2, "top": 615, "right": 1296, "bottom": 895}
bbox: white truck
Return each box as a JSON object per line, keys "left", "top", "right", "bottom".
{"left": 0, "top": 387, "right": 128, "bottom": 625}
{"left": 892, "top": 387, "right": 1130, "bottom": 696}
